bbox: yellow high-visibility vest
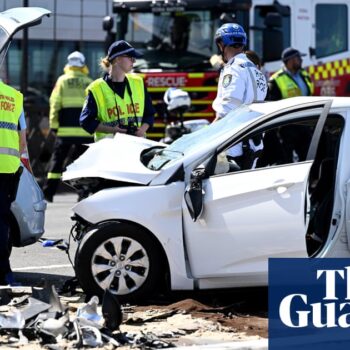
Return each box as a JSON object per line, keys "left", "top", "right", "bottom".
{"left": 49, "top": 68, "right": 93, "bottom": 138}
{"left": 0, "top": 82, "right": 23, "bottom": 173}
{"left": 87, "top": 74, "right": 145, "bottom": 141}
{"left": 270, "top": 69, "right": 314, "bottom": 99}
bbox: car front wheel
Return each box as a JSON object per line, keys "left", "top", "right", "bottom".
{"left": 75, "top": 222, "right": 164, "bottom": 302}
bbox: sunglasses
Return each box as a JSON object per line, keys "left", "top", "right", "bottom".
{"left": 120, "top": 55, "right": 136, "bottom": 62}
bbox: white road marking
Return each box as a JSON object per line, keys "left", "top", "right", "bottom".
{"left": 13, "top": 264, "right": 72, "bottom": 271}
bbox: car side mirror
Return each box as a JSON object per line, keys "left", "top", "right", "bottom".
{"left": 184, "top": 168, "right": 206, "bottom": 222}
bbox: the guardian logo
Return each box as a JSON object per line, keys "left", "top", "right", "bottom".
{"left": 269, "top": 258, "right": 350, "bottom": 350}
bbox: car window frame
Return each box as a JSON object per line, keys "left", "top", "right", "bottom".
{"left": 199, "top": 101, "right": 333, "bottom": 178}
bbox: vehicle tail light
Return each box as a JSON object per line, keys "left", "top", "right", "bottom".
{"left": 21, "top": 152, "right": 32, "bottom": 173}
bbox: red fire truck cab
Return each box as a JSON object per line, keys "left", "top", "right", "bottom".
{"left": 112, "top": 0, "right": 252, "bottom": 139}
{"left": 112, "top": 0, "right": 350, "bottom": 139}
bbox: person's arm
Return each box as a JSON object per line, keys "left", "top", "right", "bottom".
{"left": 216, "top": 67, "right": 243, "bottom": 118}
{"left": 136, "top": 86, "right": 155, "bottom": 137}
{"left": 18, "top": 111, "right": 27, "bottom": 155}
{"left": 266, "top": 79, "right": 282, "bottom": 101}
{"left": 213, "top": 113, "right": 223, "bottom": 123}
{"left": 80, "top": 92, "right": 126, "bottom": 135}
{"left": 49, "top": 78, "right": 62, "bottom": 132}
{"left": 18, "top": 111, "right": 33, "bottom": 172}
{"left": 94, "top": 123, "right": 127, "bottom": 135}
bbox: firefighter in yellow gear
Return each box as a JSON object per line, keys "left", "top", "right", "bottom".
{"left": 0, "top": 81, "right": 29, "bottom": 285}
{"left": 43, "top": 51, "right": 93, "bottom": 202}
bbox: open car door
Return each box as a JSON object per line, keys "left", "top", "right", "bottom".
{"left": 0, "top": 7, "right": 51, "bottom": 65}
{"left": 182, "top": 100, "right": 332, "bottom": 280}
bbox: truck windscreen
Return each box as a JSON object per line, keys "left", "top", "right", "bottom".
{"left": 116, "top": 11, "right": 218, "bottom": 71}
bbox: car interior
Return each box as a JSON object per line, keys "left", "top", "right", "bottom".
{"left": 212, "top": 114, "right": 344, "bottom": 257}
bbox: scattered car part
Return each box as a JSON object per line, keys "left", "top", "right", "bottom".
{"left": 101, "top": 288, "right": 123, "bottom": 331}
{"left": 0, "top": 310, "right": 25, "bottom": 329}
{"left": 76, "top": 295, "right": 102, "bottom": 324}
{"left": 19, "top": 297, "right": 51, "bottom": 322}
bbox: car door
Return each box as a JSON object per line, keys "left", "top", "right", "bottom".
{"left": 182, "top": 101, "right": 332, "bottom": 278}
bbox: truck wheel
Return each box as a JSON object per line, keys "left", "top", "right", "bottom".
{"left": 75, "top": 222, "right": 163, "bottom": 303}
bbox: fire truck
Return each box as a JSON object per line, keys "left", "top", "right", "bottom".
{"left": 112, "top": 0, "right": 252, "bottom": 139}
{"left": 251, "top": 0, "right": 350, "bottom": 97}
{"left": 112, "top": 0, "right": 350, "bottom": 139}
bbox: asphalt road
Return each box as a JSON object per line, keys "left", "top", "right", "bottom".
{"left": 11, "top": 193, "right": 78, "bottom": 287}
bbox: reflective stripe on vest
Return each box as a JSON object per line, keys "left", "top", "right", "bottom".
{"left": 272, "top": 69, "right": 314, "bottom": 99}
{"left": 0, "top": 147, "right": 20, "bottom": 157}
{"left": 47, "top": 172, "right": 62, "bottom": 179}
{"left": 87, "top": 74, "right": 145, "bottom": 141}
{"left": 0, "top": 82, "right": 22, "bottom": 173}
{"left": 57, "top": 126, "right": 92, "bottom": 137}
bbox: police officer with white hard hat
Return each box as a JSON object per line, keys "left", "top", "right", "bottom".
{"left": 212, "top": 23, "right": 267, "bottom": 169}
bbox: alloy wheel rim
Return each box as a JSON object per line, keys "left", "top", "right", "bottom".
{"left": 91, "top": 236, "right": 150, "bottom": 295}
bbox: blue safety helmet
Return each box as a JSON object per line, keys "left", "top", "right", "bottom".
{"left": 214, "top": 23, "right": 247, "bottom": 47}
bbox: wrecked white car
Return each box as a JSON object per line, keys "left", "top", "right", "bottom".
{"left": 63, "top": 97, "right": 348, "bottom": 302}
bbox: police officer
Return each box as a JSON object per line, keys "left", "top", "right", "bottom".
{"left": 43, "top": 51, "right": 93, "bottom": 202}
{"left": 212, "top": 23, "right": 267, "bottom": 169}
{"left": 80, "top": 40, "right": 154, "bottom": 141}
{"left": 0, "top": 80, "right": 29, "bottom": 285}
{"left": 267, "top": 47, "right": 314, "bottom": 100}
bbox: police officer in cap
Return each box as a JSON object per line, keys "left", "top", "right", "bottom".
{"left": 267, "top": 47, "right": 314, "bottom": 100}
{"left": 80, "top": 40, "right": 154, "bottom": 141}
{"left": 212, "top": 23, "right": 267, "bottom": 169}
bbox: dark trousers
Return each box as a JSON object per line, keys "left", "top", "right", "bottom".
{"left": 43, "top": 137, "right": 90, "bottom": 198}
{"left": 0, "top": 169, "right": 21, "bottom": 282}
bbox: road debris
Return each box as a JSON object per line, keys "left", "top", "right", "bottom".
{"left": 0, "top": 285, "right": 267, "bottom": 349}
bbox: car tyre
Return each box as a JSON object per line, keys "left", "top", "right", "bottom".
{"left": 75, "top": 222, "right": 164, "bottom": 303}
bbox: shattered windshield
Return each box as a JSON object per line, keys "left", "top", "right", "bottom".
{"left": 147, "top": 106, "right": 262, "bottom": 170}
{"left": 118, "top": 11, "right": 217, "bottom": 71}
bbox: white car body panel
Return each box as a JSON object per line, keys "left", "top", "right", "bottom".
{"left": 11, "top": 165, "right": 46, "bottom": 245}
{"left": 72, "top": 182, "right": 194, "bottom": 290}
{"left": 0, "top": 7, "right": 51, "bottom": 36}
{"left": 183, "top": 162, "right": 311, "bottom": 279}
{"left": 63, "top": 134, "right": 161, "bottom": 184}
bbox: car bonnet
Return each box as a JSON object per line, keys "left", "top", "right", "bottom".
{"left": 62, "top": 133, "right": 162, "bottom": 185}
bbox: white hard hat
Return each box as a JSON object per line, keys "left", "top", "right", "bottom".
{"left": 67, "top": 51, "right": 85, "bottom": 67}
{"left": 163, "top": 87, "right": 191, "bottom": 111}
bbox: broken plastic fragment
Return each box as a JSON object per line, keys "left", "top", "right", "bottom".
{"left": 0, "top": 310, "right": 25, "bottom": 329}
{"left": 76, "top": 295, "right": 102, "bottom": 323}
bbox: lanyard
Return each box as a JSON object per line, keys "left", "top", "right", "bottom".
{"left": 113, "top": 78, "right": 139, "bottom": 127}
